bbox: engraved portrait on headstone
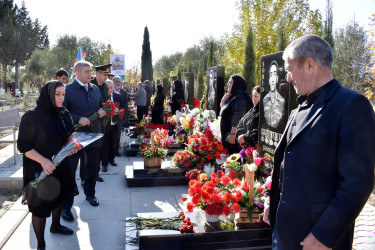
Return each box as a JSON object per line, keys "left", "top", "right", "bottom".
{"left": 206, "top": 66, "right": 225, "bottom": 115}
{"left": 207, "top": 69, "right": 215, "bottom": 110}
{"left": 259, "top": 52, "right": 293, "bottom": 157}
{"left": 263, "top": 61, "right": 285, "bottom": 128}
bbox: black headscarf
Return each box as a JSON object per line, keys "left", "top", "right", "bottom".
{"left": 37, "top": 81, "right": 65, "bottom": 115}
{"left": 230, "top": 75, "right": 247, "bottom": 93}
{"left": 157, "top": 84, "right": 163, "bottom": 93}
{"left": 173, "top": 80, "right": 183, "bottom": 92}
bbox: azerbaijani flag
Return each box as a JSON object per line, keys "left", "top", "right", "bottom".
{"left": 70, "top": 46, "right": 85, "bottom": 79}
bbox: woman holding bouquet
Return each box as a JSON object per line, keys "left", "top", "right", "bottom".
{"left": 219, "top": 75, "right": 252, "bottom": 154}
{"left": 18, "top": 81, "right": 75, "bottom": 250}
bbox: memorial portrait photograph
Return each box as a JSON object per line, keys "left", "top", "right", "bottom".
{"left": 258, "top": 52, "right": 290, "bottom": 156}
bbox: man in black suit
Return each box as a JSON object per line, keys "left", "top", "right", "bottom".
{"left": 113, "top": 76, "right": 128, "bottom": 128}
{"left": 263, "top": 34, "right": 375, "bottom": 249}
{"left": 62, "top": 61, "right": 106, "bottom": 220}
{"left": 101, "top": 80, "right": 124, "bottom": 171}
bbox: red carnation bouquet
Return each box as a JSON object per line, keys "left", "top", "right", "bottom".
{"left": 187, "top": 127, "right": 228, "bottom": 161}
{"left": 172, "top": 150, "right": 197, "bottom": 168}
{"left": 74, "top": 100, "right": 117, "bottom": 130}
{"left": 183, "top": 171, "right": 242, "bottom": 216}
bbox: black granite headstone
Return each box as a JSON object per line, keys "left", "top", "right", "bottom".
{"left": 184, "top": 72, "right": 194, "bottom": 106}
{"left": 206, "top": 66, "right": 225, "bottom": 115}
{"left": 258, "top": 52, "right": 298, "bottom": 158}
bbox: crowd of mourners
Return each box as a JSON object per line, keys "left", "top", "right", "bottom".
{"left": 17, "top": 33, "right": 375, "bottom": 250}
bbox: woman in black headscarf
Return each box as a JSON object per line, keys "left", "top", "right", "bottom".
{"left": 151, "top": 85, "right": 165, "bottom": 124}
{"left": 170, "top": 80, "right": 184, "bottom": 115}
{"left": 219, "top": 75, "right": 253, "bottom": 154}
{"left": 237, "top": 86, "right": 261, "bottom": 148}
{"left": 18, "top": 81, "right": 76, "bottom": 250}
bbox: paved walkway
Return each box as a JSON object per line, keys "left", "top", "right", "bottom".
{"left": 0, "top": 143, "right": 374, "bottom": 249}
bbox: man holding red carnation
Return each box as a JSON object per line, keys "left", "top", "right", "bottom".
{"left": 101, "top": 80, "right": 124, "bottom": 172}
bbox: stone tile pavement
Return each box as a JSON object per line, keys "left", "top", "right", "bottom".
{"left": 0, "top": 144, "right": 374, "bottom": 249}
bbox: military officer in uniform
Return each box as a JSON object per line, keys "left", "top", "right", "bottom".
{"left": 263, "top": 61, "right": 285, "bottom": 128}
{"left": 89, "top": 64, "right": 112, "bottom": 182}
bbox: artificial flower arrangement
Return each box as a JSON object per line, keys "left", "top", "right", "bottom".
{"left": 184, "top": 171, "right": 242, "bottom": 217}
{"left": 138, "top": 128, "right": 170, "bottom": 159}
{"left": 171, "top": 150, "right": 198, "bottom": 168}
{"left": 142, "top": 115, "right": 152, "bottom": 124}
{"left": 223, "top": 154, "right": 245, "bottom": 181}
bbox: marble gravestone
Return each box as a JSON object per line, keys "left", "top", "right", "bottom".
{"left": 258, "top": 52, "right": 298, "bottom": 159}
{"left": 184, "top": 72, "right": 194, "bottom": 106}
{"left": 206, "top": 66, "right": 225, "bottom": 115}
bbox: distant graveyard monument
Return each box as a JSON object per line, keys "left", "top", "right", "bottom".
{"left": 258, "top": 52, "right": 298, "bottom": 158}
{"left": 206, "top": 66, "right": 225, "bottom": 115}
{"left": 184, "top": 72, "right": 194, "bottom": 107}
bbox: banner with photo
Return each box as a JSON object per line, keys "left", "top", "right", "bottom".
{"left": 110, "top": 54, "right": 126, "bottom": 75}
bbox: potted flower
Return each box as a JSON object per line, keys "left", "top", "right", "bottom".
{"left": 138, "top": 129, "right": 169, "bottom": 168}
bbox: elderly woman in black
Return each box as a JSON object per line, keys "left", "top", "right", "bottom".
{"left": 170, "top": 80, "right": 184, "bottom": 115}
{"left": 237, "top": 86, "right": 261, "bottom": 148}
{"left": 219, "top": 75, "right": 253, "bottom": 154}
{"left": 18, "top": 81, "right": 75, "bottom": 250}
{"left": 151, "top": 85, "right": 165, "bottom": 124}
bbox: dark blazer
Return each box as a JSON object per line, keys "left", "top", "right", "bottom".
{"left": 270, "top": 80, "right": 375, "bottom": 249}
{"left": 117, "top": 88, "right": 128, "bottom": 122}
{"left": 63, "top": 79, "right": 103, "bottom": 147}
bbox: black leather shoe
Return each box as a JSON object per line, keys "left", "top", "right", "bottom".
{"left": 109, "top": 161, "right": 117, "bottom": 166}
{"left": 61, "top": 209, "right": 74, "bottom": 222}
{"left": 50, "top": 225, "right": 74, "bottom": 235}
{"left": 86, "top": 196, "right": 99, "bottom": 206}
{"left": 37, "top": 247, "right": 46, "bottom": 250}
{"left": 102, "top": 165, "right": 108, "bottom": 172}
{"left": 115, "top": 152, "right": 121, "bottom": 157}
{"left": 96, "top": 174, "right": 104, "bottom": 182}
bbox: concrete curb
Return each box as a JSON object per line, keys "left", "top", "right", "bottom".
{"left": 0, "top": 196, "right": 29, "bottom": 248}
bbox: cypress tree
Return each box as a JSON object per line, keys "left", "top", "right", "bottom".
{"left": 207, "top": 41, "right": 214, "bottom": 68}
{"left": 241, "top": 24, "right": 255, "bottom": 91}
{"left": 323, "top": 0, "right": 334, "bottom": 49}
{"left": 141, "top": 26, "right": 153, "bottom": 82}
{"left": 277, "top": 20, "right": 287, "bottom": 51}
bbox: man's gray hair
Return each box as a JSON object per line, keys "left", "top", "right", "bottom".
{"left": 113, "top": 76, "right": 121, "bottom": 82}
{"left": 283, "top": 34, "right": 333, "bottom": 69}
{"left": 137, "top": 82, "right": 143, "bottom": 88}
{"left": 75, "top": 61, "right": 93, "bottom": 72}
{"left": 106, "top": 79, "right": 114, "bottom": 86}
